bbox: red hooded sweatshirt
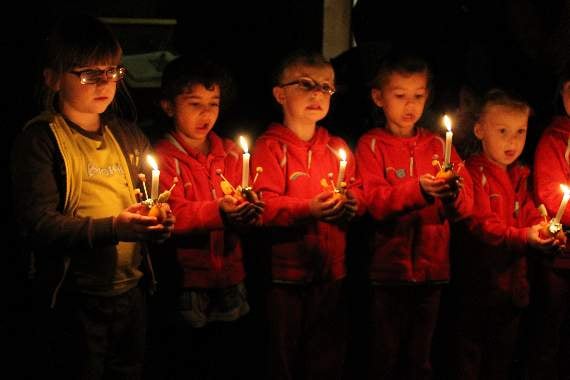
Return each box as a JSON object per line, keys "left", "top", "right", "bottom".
{"left": 154, "top": 131, "right": 244, "bottom": 288}
{"left": 355, "top": 127, "right": 473, "bottom": 284}
{"left": 534, "top": 115, "right": 570, "bottom": 268}
{"left": 452, "top": 154, "right": 541, "bottom": 307}
{"left": 252, "top": 123, "right": 363, "bottom": 283}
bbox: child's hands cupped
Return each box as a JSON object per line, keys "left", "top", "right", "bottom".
{"left": 147, "top": 205, "right": 176, "bottom": 243}
{"left": 528, "top": 223, "right": 557, "bottom": 251}
{"left": 420, "top": 174, "right": 456, "bottom": 199}
{"left": 114, "top": 203, "right": 171, "bottom": 242}
{"left": 220, "top": 195, "right": 264, "bottom": 226}
{"left": 309, "top": 191, "right": 344, "bottom": 222}
{"left": 339, "top": 190, "right": 358, "bottom": 223}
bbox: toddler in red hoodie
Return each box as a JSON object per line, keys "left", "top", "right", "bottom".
{"left": 355, "top": 51, "right": 473, "bottom": 380}
{"left": 150, "top": 56, "right": 264, "bottom": 379}
{"left": 252, "top": 50, "right": 363, "bottom": 380}
{"left": 528, "top": 62, "right": 570, "bottom": 380}
{"left": 448, "top": 89, "right": 556, "bottom": 380}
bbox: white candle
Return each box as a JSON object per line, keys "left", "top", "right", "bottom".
{"left": 147, "top": 155, "right": 160, "bottom": 200}
{"left": 443, "top": 115, "right": 453, "bottom": 166}
{"left": 239, "top": 136, "right": 250, "bottom": 188}
{"left": 554, "top": 184, "right": 570, "bottom": 223}
{"left": 337, "top": 148, "right": 347, "bottom": 187}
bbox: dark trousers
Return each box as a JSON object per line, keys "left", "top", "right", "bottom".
{"left": 448, "top": 292, "right": 522, "bottom": 380}
{"left": 145, "top": 306, "right": 257, "bottom": 380}
{"left": 267, "top": 280, "right": 347, "bottom": 380}
{"left": 368, "top": 284, "right": 442, "bottom": 380}
{"left": 527, "top": 266, "right": 570, "bottom": 380}
{"left": 49, "top": 286, "right": 147, "bottom": 380}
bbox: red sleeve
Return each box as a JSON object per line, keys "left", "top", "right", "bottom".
{"left": 355, "top": 134, "right": 428, "bottom": 221}
{"left": 534, "top": 131, "right": 570, "bottom": 225}
{"left": 251, "top": 138, "right": 312, "bottom": 225}
{"left": 520, "top": 192, "right": 543, "bottom": 227}
{"left": 156, "top": 152, "right": 223, "bottom": 233}
{"left": 466, "top": 165, "right": 529, "bottom": 254}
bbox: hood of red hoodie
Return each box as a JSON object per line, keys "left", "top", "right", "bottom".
{"left": 154, "top": 131, "right": 232, "bottom": 166}
{"left": 258, "top": 122, "right": 332, "bottom": 151}
{"left": 467, "top": 153, "right": 530, "bottom": 188}
{"left": 365, "top": 126, "right": 437, "bottom": 149}
{"left": 547, "top": 116, "right": 570, "bottom": 136}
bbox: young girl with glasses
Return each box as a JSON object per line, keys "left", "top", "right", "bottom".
{"left": 10, "top": 13, "right": 175, "bottom": 380}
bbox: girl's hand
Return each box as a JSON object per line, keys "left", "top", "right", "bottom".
{"left": 114, "top": 203, "right": 175, "bottom": 242}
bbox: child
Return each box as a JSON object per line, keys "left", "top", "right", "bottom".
{"left": 151, "top": 55, "right": 264, "bottom": 380}
{"left": 448, "top": 89, "right": 556, "bottom": 380}
{"left": 9, "top": 13, "right": 175, "bottom": 380}
{"left": 354, "top": 51, "right": 473, "bottom": 380}
{"left": 251, "top": 50, "right": 362, "bottom": 380}
{"left": 528, "top": 62, "right": 570, "bottom": 380}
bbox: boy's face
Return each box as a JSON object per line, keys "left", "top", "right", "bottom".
{"left": 562, "top": 80, "right": 570, "bottom": 116}
{"left": 474, "top": 105, "right": 529, "bottom": 169}
{"left": 161, "top": 83, "right": 220, "bottom": 144}
{"left": 371, "top": 71, "right": 428, "bottom": 137}
{"left": 272, "top": 64, "right": 335, "bottom": 126}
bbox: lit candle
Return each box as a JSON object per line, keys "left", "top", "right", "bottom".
{"left": 239, "top": 136, "right": 250, "bottom": 188}
{"left": 554, "top": 184, "right": 570, "bottom": 223}
{"left": 147, "top": 155, "right": 160, "bottom": 200}
{"left": 337, "top": 148, "right": 347, "bottom": 187}
{"left": 443, "top": 115, "right": 453, "bottom": 166}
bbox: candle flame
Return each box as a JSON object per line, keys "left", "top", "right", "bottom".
{"left": 239, "top": 136, "right": 249, "bottom": 153}
{"left": 147, "top": 155, "right": 158, "bottom": 170}
{"left": 339, "top": 148, "right": 347, "bottom": 162}
{"left": 443, "top": 114, "right": 452, "bottom": 132}
{"left": 561, "top": 184, "right": 570, "bottom": 195}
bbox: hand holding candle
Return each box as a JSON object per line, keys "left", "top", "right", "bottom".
{"left": 147, "top": 155, "right": 160, "bottom": 200}
{"left": 337, "top": 148, "right": 347, "bottom": 187}
{"left": 554, "top": 184, "right": 570, "bottom": 224}
{"left": 443, "top": 115, "right": 453, "bottom": 166}
{"left": 239, "top": 136, "right": 250, "bottom": 188}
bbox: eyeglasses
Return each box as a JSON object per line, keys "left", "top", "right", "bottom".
{"left": 279, "top": 78, "right": 336, "bottom": 95}
{"left": 69, "top": 66, "right": 127, "bottom": 85}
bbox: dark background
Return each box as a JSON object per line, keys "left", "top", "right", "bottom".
{"left": 3, "top": 0, "right": 569, "bottom": 378}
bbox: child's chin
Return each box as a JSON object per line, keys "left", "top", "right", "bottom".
{"left": 502, "top": 158, "right": 518, "bottom": 166}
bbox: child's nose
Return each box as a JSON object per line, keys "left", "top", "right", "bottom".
{"left": 404, "top": 100, "right": 415, "bottom": 111}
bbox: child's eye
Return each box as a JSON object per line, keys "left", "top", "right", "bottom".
{"left": 518, "top": 129, "right": 527, "bottom": 135}
{"left": 414, "top": 94, "right": 425, "bottom": 100}
{"left": 499, "top": 128, "right": 507, "bottom": 134}
{"left": 210, "top": 103, "right": 220, "bottom": 108}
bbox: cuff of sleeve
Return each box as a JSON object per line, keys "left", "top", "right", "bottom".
{"left": 292, "top": 199, "right": 313, "bottom": 222}
{"left": 409, "top": 180, "right": 430, "bottom": 207}
{"left": 202, "top": 200, "right": 225, "bottom": 229}
{"left": 91, "top": 216, "right": 117, "bottom": 247}
{"left": 510, "top": 227, "right": 529, "bottom": 254}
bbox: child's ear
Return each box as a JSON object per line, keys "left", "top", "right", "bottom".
{"left": 43, "top": 68, "right": 60, "bottom": 91}
{"left": 473, "top": 122, "right": 484, "bottom": 140}
{"left": 371, "top": 88, "right": 384, "bottom": 108}
{"left": 160, "top": 99, "right": 175, "bottom": 117}
{"left": 272, "top": 86, "right": 286, "bottom": 105}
